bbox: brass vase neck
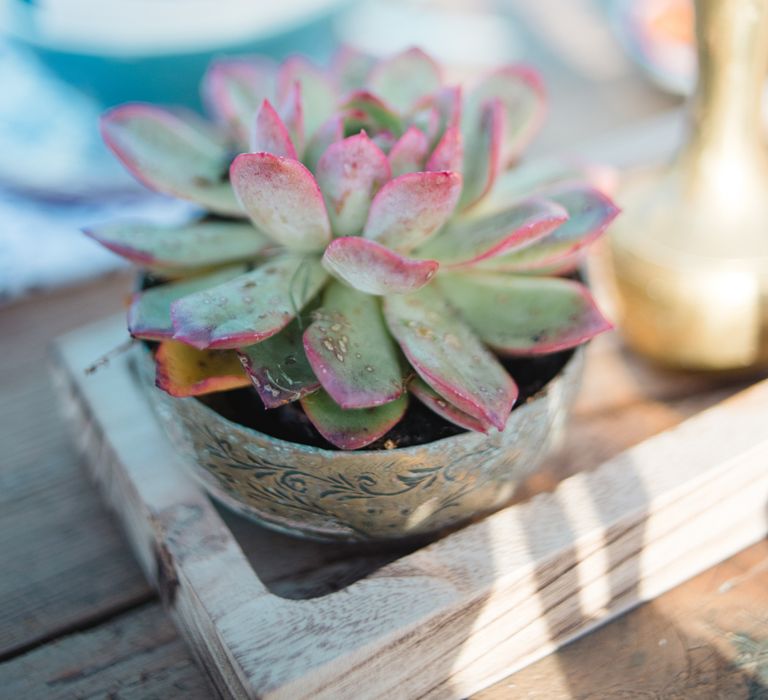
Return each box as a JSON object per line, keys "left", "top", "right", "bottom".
{"left": 683, "top": 0, "right": 768, "bottom": 169}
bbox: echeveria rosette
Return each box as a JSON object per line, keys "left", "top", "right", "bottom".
{"left": 89, "top": 47, "right": 619, "bottom": 450}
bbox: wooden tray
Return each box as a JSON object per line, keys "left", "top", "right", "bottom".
{"left": 51, "top": 314, "right": 768, "bottom": 699}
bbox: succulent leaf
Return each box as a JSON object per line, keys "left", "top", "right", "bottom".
{"left": 370, "top": 131, "right": 397, "bottom": 153}
{"left": 429, "top": 85, "right": 463, "bottom": 133}
{"left": 237, "top": 316, "right": 320, "bottom": 408}
{"left": 332, "top": 46, "right": 376, "bottom": 92}
{"left": 277, "top": 82, "right": 305, "bottom": 157}
{"left": 171, "top": 255, "right": 327, "bottom": 349}
{"left": 476, "top": 156, "right": 596, "bottom": 215}
{"left": 128, "top": 266, "right": 246, "bottom": 340}
{"left": 388, "top": 127, "right": 429, "bottom": 176}
{"left": 303, "top": 115, "right": 344, "bottom": 172}
{"left": 322, "top": 237, "right": 438, "bottom": 295}
{"left": 250, "top": 99, "right": 297, "bottom": 159}
{"left": 315, "top": 132, "right": 391, "bottom": 237}
{"left": 412, "top": 85, "right": 462, "bottom": 151}
{"left": 276, "top": 56, "right": 336, "bottom": 139}
{"left": 478, "top": 185, "right": 620, "bottom": 272}
{"left": 459, "top": 98, "right": 505, "bottom": 210}
{"left": 100, "top": 105, "right": 241, "bottom": 215}
{"left": 364, "top": 171, "right": 462, "bottom": 252}
{"left": 468, "top": 66, "right": 546, "bottom": 166}
{"left": 230, "top": 152, "right": 331, "bottom": 252}
{"left": 417, "top": 197, "right": 567, "bottom": 267}
{"left": 202, "top": 57, "right": 275, "bottom": 145}
{"left": 425, "top": 126, "right": 463, "bottom": 173}
{"left": 408, "top": 377, "right": 490, "bottom": 432}
{"left": 155, "top": 341, "right": 251, "bottom": 397}
{"left": 384, "top": 284, "right": 518, "bottom": 430}
{"left": 301, "top": 389, "right": 408, "bottom": 450}
{"left": 303, "top": 281, "right": 404, "bottom": 409}
{"left": 408, "top": 105, "right": 441, "bottom": 148}
{"left": 341, "top": 91, "right": 403, "bottom": 137}
{"left": 439, "top": 272, "right": 612, "bottom": 355}
{"left": 509, "top": 250, "right": 585, "bottom": 276}
{"left": 86, "top": 220, "right": 270, "bottom": 271}
{"left": 366, "top": 47, "right": 442, "bottom": 112}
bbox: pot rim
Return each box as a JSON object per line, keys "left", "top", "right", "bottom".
{"left": 140, "top": 343, "right": 581, "bottom": 458}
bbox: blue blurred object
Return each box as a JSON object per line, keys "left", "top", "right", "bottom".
{"left": 2, "top": 0, "right": 349, "bottom": 108}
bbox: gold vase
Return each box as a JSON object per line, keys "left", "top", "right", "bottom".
{"left": 606, "top": 0, "right": 768, "bottom": 369}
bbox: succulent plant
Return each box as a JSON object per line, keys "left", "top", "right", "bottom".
{"left": 87, "top": 47, "right": 618, "bottom": 450}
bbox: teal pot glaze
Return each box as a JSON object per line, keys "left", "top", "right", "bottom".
{"left": 135, "top": 342, "right": 583, "bottom": 542}
{"left": 5, "top": 0, "right": 349, "bottom": 108}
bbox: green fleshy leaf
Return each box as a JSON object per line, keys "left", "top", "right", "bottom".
{"left": 416, "top": 197, "right": 567, "bottom": 267}
{"left": 202, "top": 57, "right": 275, "bottom": 145}
{"left": 303, "top": 281, "right": 404, "bottom": 409}
{"left": 383, "top": 284, "right": 518, "bottom": 430}
{"left": 301, "top": 389, "right": 408, "bottom": 450}
{"left": 474, "top": 156, "right": 594, "bottom": 216}
{"left": 276, "top": 56, "right": 336, "bottom": 139}
{"left": 439, "top": 271, "right": 612, "bottom": 355}
{"left": 237, "top": 316, "right": 320, "bottom": 408}
{"left": 230, "top": 153, "right": 331, "bottom": 252}
{"left": 408, "top": 377, "right": 490, "bottom": 432}
{"left": 322, "top": 237, "right": 438, "bottom": 296}
{"left": 388, "top": 126, "right": 429, "bottom": 176}
{"left": 467, "top": 66, "right": 546, "bottom": 166}
{"left": 341, "top": 91, "right": 404, "bottom": 137}
{"left": 251, "top": 99, "right": 298, "bottom": 159}
{"left": 478, "top": 185, "right": 619, "bottom": 272}
{"left": 100, "top": 105, "right": 241, "bottom": 215}
{"left": 412, "top": 85, "right": 462, "bottom": 149}
{"left": 332, "top": 46, "right": 376, "bottom": 92}
{"left": 85, "top": 220, "right": 270, "bottom": 270}
{"left": 363, "top": 171, "right": 462, "bottom": 252}
{"left": 508, "top": 250, "right": 585, "bottom": 276}
{"left": 315, "top": 132, "right": 390, "bottom": 237}
{"left": 277, "top": 82, "right": 305, "bottom": 157}
{"left": 128, "top": 266, "right": 247, "bottom": 340}
{"left": 171, "top": 256, "right": 327, "bottom": 349}
{"left": 303, "top": 116, "right": 344, "bottom": 173}
{"left": 366, "top": 47, "right": 442, "bottom": 112}
{"left": 426, "top": 126, "right": 463, "bottom": 173}
{"left": 459, "top": 98, "right": 504, "bottom": 210}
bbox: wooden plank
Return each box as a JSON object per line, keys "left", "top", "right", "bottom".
{"left": 479, "top": 539, "right": 768, "bottom": 698}
{"left": 518, "top": 381, "right": 753, "bottom": 500}
{"left": 52, "top": 314, "right": 768, "bottom": 699}
{"left": 0, "top": 602, "right": 213, "bottom": 699}
{"left": 0, "top": 437, "right": 153, "bottom": 658}
{"left": 0, "top": 272, "right": 153, "bottom": 658}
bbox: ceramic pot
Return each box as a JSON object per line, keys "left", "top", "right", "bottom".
{"left": 135, "top": 343, "right": 583, "bottom": 542}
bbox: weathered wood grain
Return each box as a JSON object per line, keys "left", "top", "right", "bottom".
{"left": 52, "top": 314, "right": 768, "bottom": 699}
{"left": 0, "top": 273, "right": 153, "bottom": 658}
{"left": 0, "top": 602, "right": 213, "bottom": 699}
{"left": 478, "top": 540, "right": 768, "bottom": 699}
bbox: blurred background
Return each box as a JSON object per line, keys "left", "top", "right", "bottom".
{"left": 0, "top": 0, "right": 690, "bottom": 304}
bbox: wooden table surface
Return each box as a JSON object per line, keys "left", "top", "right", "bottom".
{"left": 2, "top": 6, "right": 767, "bottom": 696}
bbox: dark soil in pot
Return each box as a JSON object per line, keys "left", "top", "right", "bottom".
{"left": 199, "top": 350, "right": 573, "bottom": 450}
